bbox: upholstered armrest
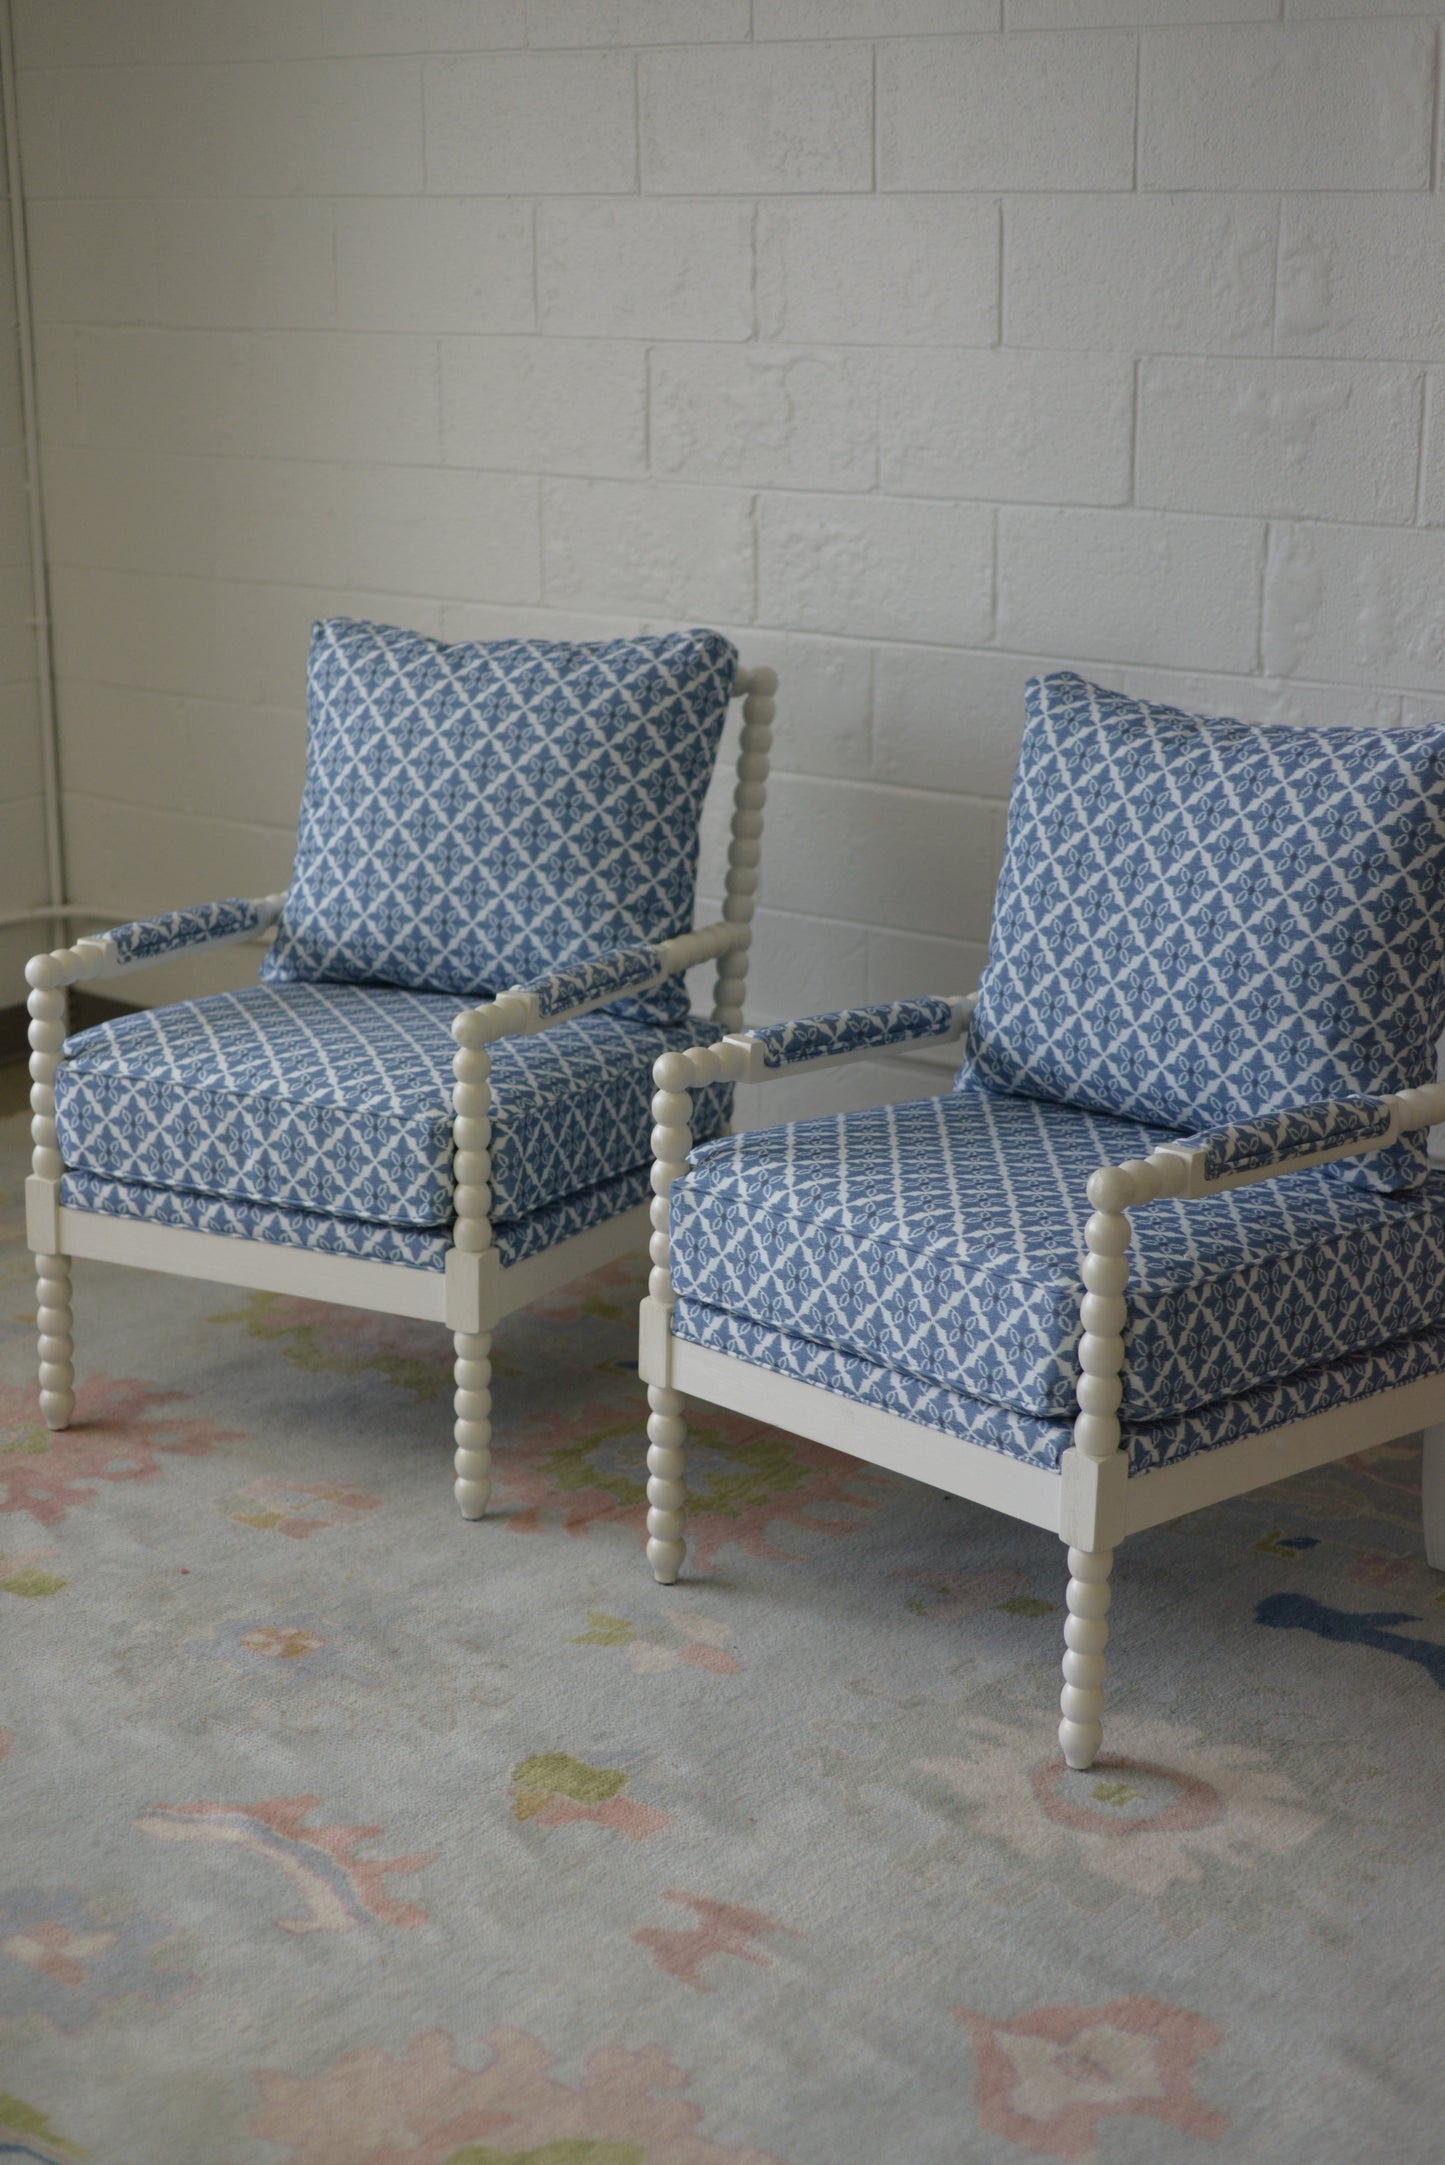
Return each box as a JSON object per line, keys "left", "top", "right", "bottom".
{"left": 25, "top": 893, "right": 288, "bottom": 989}
{"left": 1090, "top": 1084, "right": 1445, "bottom": 1213}
{"left": 452, "top": 920, "right": 748, "bottom": 1048}
{"left": 723, "top": 994, "right": 974, "bottom": 1081}
{"left": 1180, "top": 1096, "right": 1394, "bottom": 1188}
{"left": 517, "top": 942, "right": 673, "bottom": 1021}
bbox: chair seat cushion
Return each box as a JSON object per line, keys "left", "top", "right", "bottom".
{"left": 670, "top": 1296, "right": 1445, "bottom": 1477}
{"left": 55, "top": 984, "right": 730, "bottom": 1230}
{"left": 666, "top": 1077, "right": 1445, "bottom": 1423}
{"left": 59, "top": 1160, "right": 655, "bottom": 1273}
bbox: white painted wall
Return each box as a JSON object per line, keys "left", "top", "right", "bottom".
{"left": 0, "top": 72, "right": 46, "bottom": 994}
{"left": 11, "top": 2, "right": 1445, "bottom": 1032}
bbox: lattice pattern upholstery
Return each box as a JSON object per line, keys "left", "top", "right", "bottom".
{"left": 1190, "top": 1096, "right": 1393, "bottom": 1185}
{"left": 748, "top": 997, "right": 958, "bottom": 1069}
{"left": 100, "top": 897, "right": 274, "bottom": 968}
{"left": 262, "top": 619, "right": 737, "bottom": 1027}
{"left": 666, "top": 1076, "right": 1445, "bottom": 1424}
{"left": 60, "top": 1161, "right": 654, "bottom": 1274}
{"left": 670, "top": 1294, "right": 1445, "bottom": 1478}
{"left": 968, "top": 673, "right": 1445, "bottom": 1192}
{"left": 55, "top": 985, "right": 730, "bottom": 1232}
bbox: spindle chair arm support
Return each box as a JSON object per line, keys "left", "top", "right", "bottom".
{"left": 23, "top": 893, "right": 293, "bottom": 1285}
{"left": 1048, "top": 1077, "right": 1445, "bottom": 1769}
{"left": 639, "top": 990, "right": 976, "bottom": 1384}
{"left": 445, "top": 919, "right": 752, "bottom": 1302}
{"left": 1064, "top": 1074, "right": 1445, "bottom": 1533}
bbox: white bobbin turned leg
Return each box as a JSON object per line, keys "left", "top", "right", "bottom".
{"left": 36, "top": 1253, "right": 75, "bottom": 1432}
{"left": 453, "top": 1329, "right": 492, "bottom": 1519}
{"left": 1058, "top": 1161, "right": 1138, "bottom": 1770}
{"left": 646, "top": 1383, "right": 687, "bottom": 1584}
{"left": 645, "top": 1047, "right": 702, "bottom": 1582}
{"left": 713, "top": 666, "right": 776, "bottom": 1033}
{"left": 450, "top": 1022, "right": 496, "bottom": 1520}
{"left": 1423, "top": 1422, "right": 1445, "bottom": 1571}
{"left": 1060, "top": 1546, "right": 1113, "bottom": 1769}
{"left": 27, "top": 961, "right": 74, "bottom": 1432}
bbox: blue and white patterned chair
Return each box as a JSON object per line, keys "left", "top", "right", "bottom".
{"left": 25, "top": 619, "right": 778, "bottom": 1516}
{"left": 641, "top": 672, "right": 1445, "bottom": 1768}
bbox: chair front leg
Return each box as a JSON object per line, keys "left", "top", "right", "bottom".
{"left": 644, "top": 1050, "right": 699, "bottom": 1582}
{"left": 28, "top": 966, "right": 74, "bottom": 1431}
{"left": 453, "top": 1329, "right": 492, "bottom": 1520}
{"left": 1060, "top": 1546, "right": 1114, "bottom": 1770}
{"left": 646, "top": 1385, "right": 688, "bottom": 1584}
{"left": 1057, "top": 1158, "right": 1158, "bottom": 1769}
{"left": 1424, "top": 1423, "right": 1445, "bottom": 1571}
{"left": 450, "top": 1018, "right": 497, "bottom": 1520}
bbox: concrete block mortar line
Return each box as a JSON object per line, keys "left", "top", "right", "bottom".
{"left": 870, "top": 39, "right": 877, "bottom": 195}
{"left": 642, "top": 340, "right": 651, "bottom": 475}
{"left": 1255, "top": 521, "right": 1273, "bottom": 678}
{"left": 1128, "top": 354, "right": 1139, "bottom": 506}
{"left": 1131, "top": 26, "right": 1140, "bottom": 193}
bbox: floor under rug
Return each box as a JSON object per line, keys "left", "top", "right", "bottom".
{"left": 2, "top": 1109, "right": 1442, "bottom": 2165}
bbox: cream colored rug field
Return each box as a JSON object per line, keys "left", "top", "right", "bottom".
{"left": 1, "top": 1112, "right": 1441, "bottom": 2164}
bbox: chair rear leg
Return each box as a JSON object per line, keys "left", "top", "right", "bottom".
{"left": 1424, "top": 1423, "right": 1445, "bottom": 1571}
{"left": 1059, "top": 1545, "right": 1113, "bottom": 1770}
{"left": 453, "top": 1329, "right": 492, "bottom": 1519}
{"left": 646, "top": 1384, "right": 687, "bottom": 1584}
{"left": 36, "top": 1254, "right": 75, "bottom": 1432}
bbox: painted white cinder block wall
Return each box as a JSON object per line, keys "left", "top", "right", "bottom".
{"left": 9, "top": 2, "right": 1445, "bottom": 1032}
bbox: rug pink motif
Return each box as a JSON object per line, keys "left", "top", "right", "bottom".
{"left": 953, "top": 1996, "right": 1226, "bottom": 2159}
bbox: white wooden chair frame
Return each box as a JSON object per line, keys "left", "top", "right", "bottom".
{"left": 640, "top": 996, "right": 1445, "bottom": 1770}
{"left": 25, "top": 666, "right": 778, "bottom": 1518}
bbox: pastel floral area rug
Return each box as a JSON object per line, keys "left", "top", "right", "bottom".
{"left": 2, "top": 1113, "right": 1442, "bottom": 2164}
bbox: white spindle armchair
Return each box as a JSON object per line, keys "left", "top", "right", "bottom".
{"left": 27, "top": 621, "right": 778, "bottom": 1517}
{"left": 638, "top": 672, "right": 1445, "bottom": 1767}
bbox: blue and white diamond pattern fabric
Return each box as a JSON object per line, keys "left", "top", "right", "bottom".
{"left": 100, "top": 897, "right": 274, "bottom": 968}
{"left": 54, "top": 984, "right": 731, "bottom": 1231}
{"left": 666, "top": 1074, "right": 1445, "bottom": 1424}
{"left": 749, "top": 997, "right": 958, "bottom": 1069}
{"left": 1190, "top": 1096, "right": 1392, "bottom": 1185}
{"left": 669, "top": 1296, "right": 1445, "bottom": 1478}
{"left": 968, "top": 673, "right": 1445, "bottom": 1193}
{"left": 673, "top": 1295, "right": 1073, "bottom": 1470}
{"left": 60, "top": 1160, "right": 654, "bottom": 1274}
{"left": 520, "top": 943, "right": 663, "bottom": 1022}
{"left": 60, "top": 1168, "right": 451, "bottom": 1271}
{"left": 262, "top": 619, "right": 737, "bottom": 1027}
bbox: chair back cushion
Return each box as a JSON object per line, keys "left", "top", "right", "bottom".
{"left": 262, "top": 618, "right": 738, "bottom": 1024}
{"left": 967, "top": 672, "right": 1445, "bottom": 1191}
